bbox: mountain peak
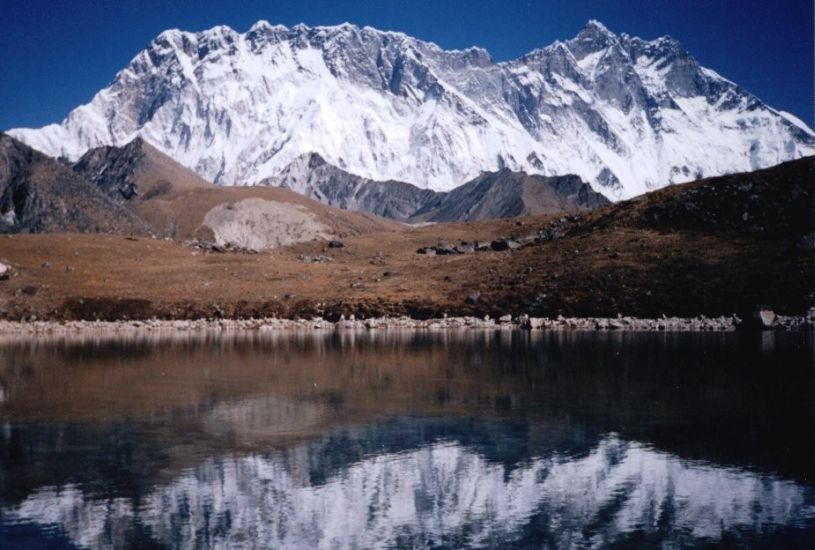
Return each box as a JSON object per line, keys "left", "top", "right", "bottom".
{"left": 8, "top": 20, "right": 814, "bottom": 201}
{"left": 568, "top": 20, "right": 619, "bottom": 59}
{"left": 584, "top": 19, "right": 614, "bottom": 35}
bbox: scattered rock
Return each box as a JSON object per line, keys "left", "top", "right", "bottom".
{"left": 0, "top": 312, "right": 799, "bottom": 334}
{"left": 185, "top": 239, "right": 258, "bottom": 254}
{"left": 297, "top": 254, "right": 334, "bottom": 264}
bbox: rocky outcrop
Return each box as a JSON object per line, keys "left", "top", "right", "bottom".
{"left": 0, "top": 134, "right": 151, "bottom": 235}
{"left": 73, "top": 137, "right": 212, "bottom": 201}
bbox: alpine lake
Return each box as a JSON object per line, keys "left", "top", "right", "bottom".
{"left": 0, "top": 329, "right": 812, "bottom": 548}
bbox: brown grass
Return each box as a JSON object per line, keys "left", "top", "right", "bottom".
{"left": 0, "top": 157, "right": 811, "bottom": 320}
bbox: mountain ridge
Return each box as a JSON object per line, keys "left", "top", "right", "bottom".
{"left": 263, "top": 152, "right": 610, "bottom": 222}
{"left": 1, "top": 134, "right": 400, "bottom": 248}
{"left": 8, "top": 20, "right": 814, "bottom": 199}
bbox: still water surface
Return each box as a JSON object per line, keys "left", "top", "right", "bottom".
{"left": 0, "top": 330, "right": 812, "bottom": 548}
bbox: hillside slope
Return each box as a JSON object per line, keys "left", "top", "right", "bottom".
{"left": 0, "top": 134, "right": 151, "bottom": 235}
{"left": 411, "top": 169, "right": 610, "bottom": 222}
{"left": 0, "top": 157, "right": 810, "bottom": 320}
{"left": 1, "top": 136, "right": 400, "bottom": 249}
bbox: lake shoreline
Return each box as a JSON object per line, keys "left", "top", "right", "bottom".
{"left": 0, "top": 313, "right": 811, "bottom": 335}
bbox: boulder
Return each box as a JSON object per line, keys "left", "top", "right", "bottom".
{"left": 328, "top": 240, "right": 345, "bottom": 248}
{"left": 753, "top": 305, "right": 777, "bottom": 328}
{"left": 0, "top": 261, "right": 9, "bottom": 280}
{"left": 490, "top": 239, "right": 521, "bottom": 251}
{"left": 434, "top": 244, "right": 458, "bottom": 255}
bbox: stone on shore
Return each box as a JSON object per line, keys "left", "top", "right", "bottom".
{"left": 754, "top": 306, "right": 777, "bottom": 328}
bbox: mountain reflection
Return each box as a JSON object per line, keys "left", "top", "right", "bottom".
{"left": 6, "top": 432, "right": 814, "bottom": 549}
{"left": 0, "top": 330, "right": 812, "bottom": 547}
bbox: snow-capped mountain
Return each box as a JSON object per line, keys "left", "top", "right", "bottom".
{"left": 9, "top": 20, "right": 814, "bottom": 199}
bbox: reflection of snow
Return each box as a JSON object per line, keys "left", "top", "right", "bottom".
{"left": 7, "top": 436, "right": 814, "bottom": 549}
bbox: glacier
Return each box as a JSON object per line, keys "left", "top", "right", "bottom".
{"left": 8, "top": 19, "right": 814, "bottom": 199}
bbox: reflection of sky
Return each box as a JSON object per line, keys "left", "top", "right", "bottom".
{"left": 7, "top": 435, "right": 814, "bottom": 549}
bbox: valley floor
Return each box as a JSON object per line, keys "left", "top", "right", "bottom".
{"left": 0, "top": 209, "right": 810, "bottom": 323}
{"left": 1, "top": 156, "right": 812, "bottom": 323}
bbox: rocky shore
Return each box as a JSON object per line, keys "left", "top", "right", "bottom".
{"left": 0, "top": 312, "right": 811, "bottom": 335}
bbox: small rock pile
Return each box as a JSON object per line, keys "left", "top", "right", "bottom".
{"left": 184, "top": 240, "right": 259, "bottom": 254}
{"left": 297, "top": 255, "right": 334, "bottom": 264}
{"left": 417, "top": 239, "right": 522, "bottom": 255}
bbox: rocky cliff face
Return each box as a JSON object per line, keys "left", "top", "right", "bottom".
{"left": 264, "top": 153, "right": 610, "bottom": 222}
{"left": 72, "top": 137, "right": 211, "bottom": 201}
{"left": 411, "top": 169, "right": 610, "bottom": 222}
{"left": 0, "top": 134, "right": 150, "bottom": 234}
{"left": 9, "top": 20, "right": 813, "bottom": 199}
{"left": 261, "top": 153, "right": 440, "bottom": 221}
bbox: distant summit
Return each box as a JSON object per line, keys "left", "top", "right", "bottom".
{"left": 9, "top": 20, "right": 814, "bottom": 199}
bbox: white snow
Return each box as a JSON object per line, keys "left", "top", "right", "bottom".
{"left": 6, "top": 435, "right": 813, "bottom": 548}
{"left": 8, "top": 21, "right": 814, "bottom": 200}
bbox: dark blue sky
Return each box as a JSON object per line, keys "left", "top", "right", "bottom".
{"left": 1, "top": 0, "right": 812, "bottom": 130}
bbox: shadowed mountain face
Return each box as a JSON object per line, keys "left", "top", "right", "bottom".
{"left": 263, "top": 153, "right": 610, "bottom": 222}
{"left": 0, "top": 134, "right": 151, "bottom": 235}
{"left": 73, "top": 136, "right": 211, "bottom": 201}
{"left": 260, "top": 152, "right": 440, "bottom": 222}
{"left": 411, "top": 168, "right": 610, "bottom": 222}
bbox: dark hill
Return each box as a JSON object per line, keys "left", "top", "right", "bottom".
{"left": 0, "top": 134, "right": 151, "bottom": 235}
